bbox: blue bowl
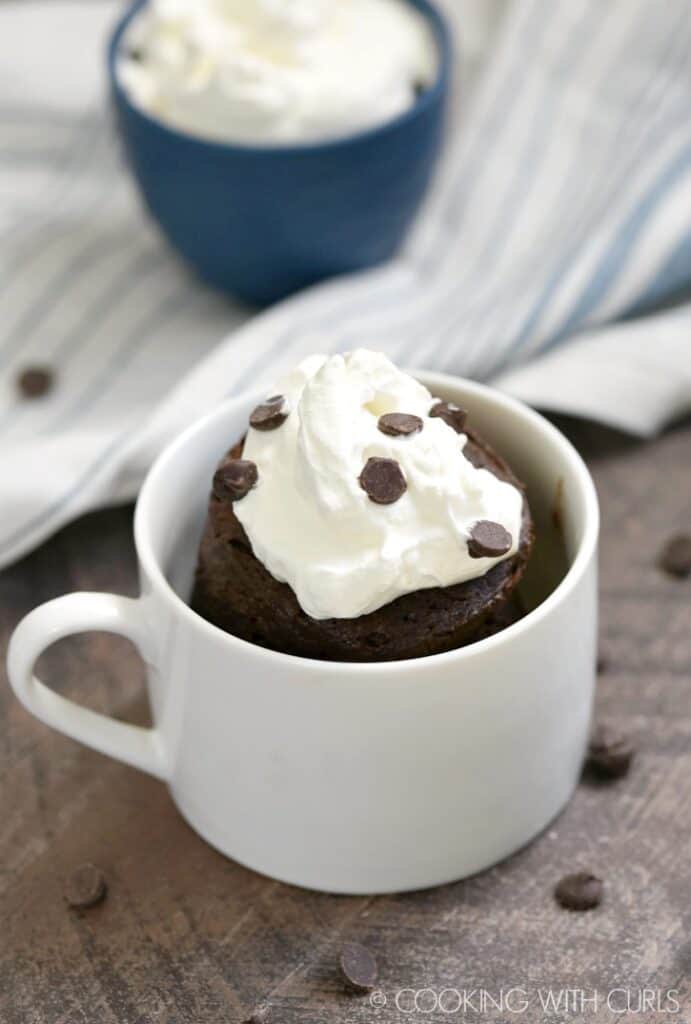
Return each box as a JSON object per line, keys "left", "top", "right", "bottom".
{"left": 108, "top": 0, "right": 452, "bottom": 307}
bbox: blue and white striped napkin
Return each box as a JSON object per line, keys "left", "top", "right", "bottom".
{"left": 1, "top": 0, "right": 690, "bottom": 568}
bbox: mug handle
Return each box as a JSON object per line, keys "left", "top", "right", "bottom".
{"left": 7, "top": 593, "right": 168, "bottom": 781}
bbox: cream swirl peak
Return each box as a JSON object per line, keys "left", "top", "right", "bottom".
{"left": 118, "top": 0, "right": 438, "bottom": 144}
{"left": 233, "top": 351, "right": 524, "bottom": 620}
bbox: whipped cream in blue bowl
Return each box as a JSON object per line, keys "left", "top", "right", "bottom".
{"left": 108, "top": 0, "right": 451, "bottom": 306}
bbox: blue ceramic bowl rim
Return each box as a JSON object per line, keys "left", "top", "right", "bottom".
{"left": 107, "top": 0, "right": 453, "bottom": 156}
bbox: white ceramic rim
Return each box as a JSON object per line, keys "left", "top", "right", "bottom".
{"left": 134, "top": 372, "right": 600, "bottom": 677}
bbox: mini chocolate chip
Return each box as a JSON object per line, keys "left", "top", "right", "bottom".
{"left": 554, "top": 872, "right": 603, "bottom": 912}
{"left": 243, "top": 1009, "right": 271, "bottom": 1024}
{"left": 378, "top": 412, "right": 423, "bottom": 437}
{"left": 467, "top": 520, "right": 512, "bottom": 559}
{"left": 658, "top": 534, "right": 691, "bottom": 579}
{"left": 17, "top": 366, "right": 54, "bottom": 399}
{"left": 597, "top": 654, "right": 608, "bottom": 674}
{"left": 64, "top": 863, "right": 107, "bottom": 910}
{"left": 127, "top": 46, "right": 145, "bottom": 61}
{"left": 213, "top": 459, "right": 258, "bottom": 502}
{"left": 462, "top": 445, "right": 485, "bottom": 470}
{"left": 249, "top": 395, "right": 289, "bottom": 432}
{"left": 430, "top": 399, "right": 467, "bottom": 433}
{"left": 586, "top": 724, "right": 634, "bottom": 779}
{"left": 339, "top": 942, "right": 378, "bottom": 994}
{"left": 359, "top": 458, "right": 406, "bottom": 505}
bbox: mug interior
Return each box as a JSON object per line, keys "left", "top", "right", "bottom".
{"left": 136, "top": 374, "right": 598, "bottom": 664}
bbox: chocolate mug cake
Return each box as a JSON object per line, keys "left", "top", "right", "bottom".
{"left": 192, "top": 350, "right": 534, "bottom": 661}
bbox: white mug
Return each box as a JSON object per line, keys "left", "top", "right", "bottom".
{"left": 7, "top": 373, "right": 599, "bottom": 894}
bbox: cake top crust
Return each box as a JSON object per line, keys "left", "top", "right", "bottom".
{"left": 222, "top": 350, "right": 524, "bottom": 621}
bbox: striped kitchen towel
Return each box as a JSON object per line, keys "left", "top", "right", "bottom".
{"left": 1, "top": 0, "right": 690, "bottom": 567}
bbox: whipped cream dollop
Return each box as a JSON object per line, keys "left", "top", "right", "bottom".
{"left": 234, "top": 351, "right": 524, "bottom": 620}
{"left": 118, "top": 0, "right": 438, "bottom": 144}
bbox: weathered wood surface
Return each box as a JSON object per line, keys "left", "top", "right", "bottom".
{"left": 1, "top": 415, "right": 690, "bottom": 1024}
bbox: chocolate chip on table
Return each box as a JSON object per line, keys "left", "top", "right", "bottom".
{"left": 430, "top": 399, "right": 467, "bottom": 433}
{"left": 378, "top": 412, "right": 423, "bottom": 437}
{"left": 17, "top": 366, "right": 54, "bottom": 399}
{"left": 243, "top": 1008, "right": 271, "bottom": 1024}
{"left": 467, "top": 520, "right": 512, "bottom": 559}
{"left": 658, "top": 534, "right": 691, "bottom": 579}
{"left": 586, "top": 723, "right": 634, "bottom": 780}
{"left": 359, "top": 458, "right": 407, "bottom": 505}
{"left": 249, "top": 395, "right": 289, "bottom": 431}
{"left": 597, "top": 654, "right": 608, "bottom": 674}
{"left": 554, "top": 872, "right": 603, "bottom": 912}
{"left": 213, "top": 458, "right": 258, "bottom": 502}
{"left": 64, "top": 863, "right": 107, "bottom": 910}
{"left": 339, "top": 942, "right": 378, "bottom": 994}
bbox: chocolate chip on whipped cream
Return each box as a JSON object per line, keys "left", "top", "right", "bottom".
{"left": 213, "top": 458, "right": 258, "bottom": 502}
{"left": 430, "top": 400, "right": 468, "bottom": 434}
{"left": 359, "top": 457, "right": 407, "bottom": 505}
{"left": 249, "top": 396, "right": 289, "bottom": 432}
{"left": 377, "top": 412, "right": 423, "bottom": 437}
{"left": 467, "top": 520, "right": 513, "bottom": 559}
{"left": 232, "top": 350, "right": 523, "bottom": 620}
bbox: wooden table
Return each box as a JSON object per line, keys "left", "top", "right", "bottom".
{"left": 2, "top": 415, "right": 690, "bottom": 1024}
